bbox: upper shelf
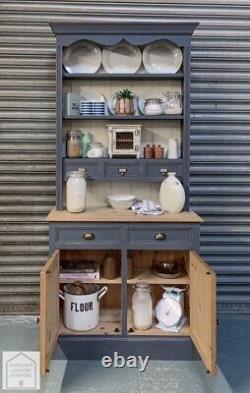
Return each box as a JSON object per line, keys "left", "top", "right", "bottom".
{"left": 63, "top": 71, "right": 184, "bottom": 80}
{"left": 63, "top": 115, "right": 183, "bottom": 121}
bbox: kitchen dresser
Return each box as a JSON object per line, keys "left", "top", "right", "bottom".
{"left": 40, "top": 22, "right": 217, "bottom": 377}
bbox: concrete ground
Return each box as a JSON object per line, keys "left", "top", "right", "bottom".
{"left": 0, "top": 314, "right": 249, "bottom": 393}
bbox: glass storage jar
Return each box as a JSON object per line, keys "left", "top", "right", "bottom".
{"left": 144, "top": 98, "right": 162, "bottom": 116}
{"left": 66, "top": 169, "right": 87, "bottom": 213}
{"left": 102, "top": 250, "right": 119, "bottom": 280}
{"left": 67, "top": 130, "right": 82, "bottom": 158}
{"left": 132, "top": 282, "right": 153, "bottom": 330}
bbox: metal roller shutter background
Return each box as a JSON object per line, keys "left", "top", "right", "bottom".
{"left": 0, "top": 0, "right": 249, "bottom": 314}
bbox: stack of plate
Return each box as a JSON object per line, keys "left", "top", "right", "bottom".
{"left": 80, "top": 101, "right": 93, "bottom": 116}
{"left": 80, "top": 100, "right": 106, "bottom": 116}
{"left": 93, "top": 101, "right": 105, "bottom": 116}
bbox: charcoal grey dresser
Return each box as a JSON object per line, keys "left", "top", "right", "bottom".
{"left": 40, "top": 22, "right": 216, "bottom": 377}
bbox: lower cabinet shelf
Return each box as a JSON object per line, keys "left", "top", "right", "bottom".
{"left": 128, "top": 324, "right": 190, "bottom": 337}
{"left": 59, "top": 309, "right": 121, "bottom": 336}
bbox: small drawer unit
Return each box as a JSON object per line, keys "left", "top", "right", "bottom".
{"left": 127, "top": 224, "right": 198, "bottom": 250}
{"left": 50, "top": 224, "right": 122, "bottom": 249}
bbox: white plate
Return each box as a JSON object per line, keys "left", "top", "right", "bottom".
{"left": 63, "top": 40, "right": 102, "bottom": 74}
{"left": 102, "top": 41, "right": 141, "bottom": 74}
{"left": 143, "top": 40, "right": 183, "bottom": 74}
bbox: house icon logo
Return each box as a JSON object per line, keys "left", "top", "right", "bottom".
{"left": 2, "top": 351, "right": 40, "bottom": 390}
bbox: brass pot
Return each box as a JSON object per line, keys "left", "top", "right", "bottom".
{"left": 115, "top": 98, "right": 134, "bottom": 115}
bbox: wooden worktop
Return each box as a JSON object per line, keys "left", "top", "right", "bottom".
{"left": 46, "top": 207, "right": 203, "bottom": 223}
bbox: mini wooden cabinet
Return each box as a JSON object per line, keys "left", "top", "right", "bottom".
{"left": 40, "top": 22, "right": 217, "bottom": 378}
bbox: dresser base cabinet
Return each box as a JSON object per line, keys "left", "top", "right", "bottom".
{"left": 40, "top": 249, "right": 216, "bottom": 376}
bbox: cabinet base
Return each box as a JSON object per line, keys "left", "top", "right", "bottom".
{"left": 58, "top": 336, "right": 199, "bottom": 361}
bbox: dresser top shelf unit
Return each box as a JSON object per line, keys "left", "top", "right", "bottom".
{"left": 46, "top": 207, "right": 203, "bottom": 223}
{"left": 54, "top": 21, "right": 197, "bottom": 210}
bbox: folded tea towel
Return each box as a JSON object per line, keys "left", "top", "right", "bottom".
{"left": 132, "top": 199, "right": 163, "bottom": 215}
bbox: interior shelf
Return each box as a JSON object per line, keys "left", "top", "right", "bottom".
{"left": 63, "top": 71, "right": 184, "bottom": 80}
{"left": 60, "top": 276, "right": 121, "bottom": 284}
{"left": 128, "top": 323, "right": 190, "bottom": 336}
{"left": 63, "top": 158, "right": 183, "bottom": 164}
{"left": 59, "top": 309, "right": 121, "bottom": 336}
{"left": 63, "top": 115, "right": 184, "bottom": 121}
{"left": 128, "top": 269, "right": 189, "bottom": 285}
{"left": 127, "top": 310, "right": 189, "bottom": 336}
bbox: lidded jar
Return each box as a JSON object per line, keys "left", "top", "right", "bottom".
{"left": 144, "top": 98, "right": 162, "bottom": 116}
{"left": 66, "top": 169, "right": 87, "bottom": 213}
{"left": 67, "top": 130, "right": 82, "bottom": 158}
{"left": 132, "top": 282, "right": 153, "bottom": 330}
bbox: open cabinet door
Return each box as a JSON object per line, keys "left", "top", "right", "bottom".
{"left": 40, "top": 250, "right": 60, "bottom": 375}
{"left": 190, "top": 251, "right": 217, "bottom": 376}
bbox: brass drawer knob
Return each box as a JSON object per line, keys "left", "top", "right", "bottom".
{"left": 118, "top": 168, "right": 127, "bottom": 176}
{"left": 160, "top": 168, "right": 168, "bottom": 176}
{"left": 154, "top": 233, "right": 166, "bottom": 241}
{"left": 83, "top": 232, "right": 95, "bottom": 240}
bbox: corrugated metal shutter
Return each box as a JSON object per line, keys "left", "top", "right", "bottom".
{"left": 0, "top": 0, "right": 249, "bottom": 314}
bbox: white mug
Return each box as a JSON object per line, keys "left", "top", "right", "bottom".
{"left": 168, "top": 139, "right": 178, "bottom": 159}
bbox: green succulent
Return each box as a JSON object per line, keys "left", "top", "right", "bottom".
{"left": 116, "top": 89, "right": 134, "bottom": 99}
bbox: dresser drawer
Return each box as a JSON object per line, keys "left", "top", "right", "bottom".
{"left": 104, "top": 161, "right": 141, "bottom": 179}
{"left": 51, "top": 224, "right": 121, "bottom": 249}
{"left": 127, "top": 225, "right": 195, "bottom": 250}
{"left": 63, "top": 159, "right": 101, "bottom": 180}
{"left": 144, "top": 161, "right": 182, "bottom": 180}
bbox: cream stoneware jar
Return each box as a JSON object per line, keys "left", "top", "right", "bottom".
{"left": 159, "top": 172, "right": 185, "bottom": 213}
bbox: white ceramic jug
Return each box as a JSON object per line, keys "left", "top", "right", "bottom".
{"left": 159, "top": 172, "right": 185, "bottom": 213}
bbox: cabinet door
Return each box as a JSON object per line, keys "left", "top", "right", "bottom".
{"left": 40, "top": 250, "right": 60, "bottom": 375}
{"left": 190, "top": 251, "right": 217, "bottom": 376}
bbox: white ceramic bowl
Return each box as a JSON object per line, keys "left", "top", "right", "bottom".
{"left": 107, "top": 194, "right": 135, "bottom": 211}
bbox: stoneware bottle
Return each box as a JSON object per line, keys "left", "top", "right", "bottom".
{"left": 159, "top": 172, "right": 185, "bottom": 213}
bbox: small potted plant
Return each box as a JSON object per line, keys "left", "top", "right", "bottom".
{"left": 115, "top": 89, "right": 135, "bottom": 115}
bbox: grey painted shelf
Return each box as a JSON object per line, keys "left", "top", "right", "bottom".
{"left": 63, "top": 115, "right": 184, "bottom": 120}
{"left": 63, "top": 71, "right": 184, "bottom": 80}
{"left": 63, "top": 157, "right": 183, "bottom": 182}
